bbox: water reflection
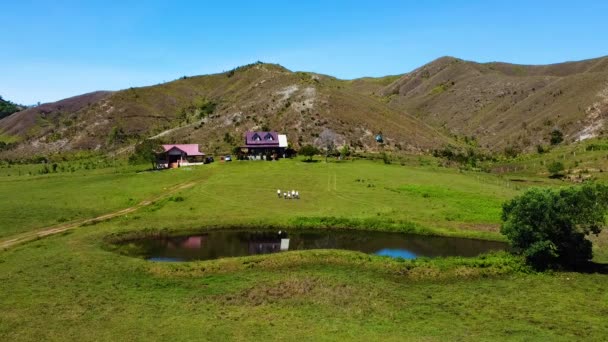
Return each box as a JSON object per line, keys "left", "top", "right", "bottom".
{"left": 124, "top": 230, "right": 507, "bottom": 262}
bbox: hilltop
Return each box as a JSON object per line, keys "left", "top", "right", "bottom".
{"left": 375, "top": 56, "right": 608, "bottom": 152}
{"left": 1, "top": 56, "right": 608, "bottom": 158}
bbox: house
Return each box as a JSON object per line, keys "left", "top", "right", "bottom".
{"left": 240, "top": 131, "right": 289, "bottom": 160}
{"left": 157, "top": 144, "right": 205, "bottom": 168}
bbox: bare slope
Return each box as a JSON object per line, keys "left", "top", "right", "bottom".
{"left": 378, "top": 56, "right": 608, "bottom": 151}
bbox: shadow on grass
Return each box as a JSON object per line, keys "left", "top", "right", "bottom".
{"left": 301, "top": 160, "right": 320, "bottom": 163}
{"left": 570, "top": 262, "right": 608, "bottom": 274}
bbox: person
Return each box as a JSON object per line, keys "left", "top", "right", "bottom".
{"left": 295, "top": 191, "right": 299, "bottom": 199}
{"left": 291, "top": 190, "right": 296, "bottom": 198}
{"left": 277, "top": 189, "right": 281, "bottom": 198}
{"left": 284, "top": 192, "right": 288, "bottom": 199}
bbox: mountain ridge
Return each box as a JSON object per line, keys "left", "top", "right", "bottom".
{"left": 2, "top": 56, "right": 608, "bottom": 158}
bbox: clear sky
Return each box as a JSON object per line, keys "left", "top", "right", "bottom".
{"left": 2, "top": 0, "right": 607, "bottom": 105}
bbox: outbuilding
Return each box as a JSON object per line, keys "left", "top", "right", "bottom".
{"left": 157, "top": 144, "right": 205, "bottom": 168}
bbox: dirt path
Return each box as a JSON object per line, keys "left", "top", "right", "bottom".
{"left": 0, "top": 180, "right": 201, "bottom": 251}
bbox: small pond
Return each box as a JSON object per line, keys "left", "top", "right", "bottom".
{"left": 121, "top": 230, "right": 507, "bottom": 262}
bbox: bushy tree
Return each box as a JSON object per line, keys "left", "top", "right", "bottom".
{"left": 550, "top": 129, "right": 564, "bottom": 145}
{"left": 129, "top": 139, "right": 163, "bottom": 168}
{"left": 0, "top": 96, "right": 23, "bottom": 119}
{"left": 319, "top": 129, "right": 337, "bottom": 162}
{"left": 340, "top": 144, "right": 351, "bottom": 159}
{"left": 501, "top": 183, "right": 608, "bottom": 269}
{"left": 546, "top": 161, "right": 565, "bottom": 178}
{"left": 299, "top": 144, "right": 319, "bottom": 162}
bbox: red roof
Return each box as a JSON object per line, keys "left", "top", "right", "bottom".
{"left": 162, "top": 144, "right": 204, "bottom": 156}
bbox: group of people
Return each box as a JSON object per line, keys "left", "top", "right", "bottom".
{"left": 277, "top": 189, "right": 300, "bottom": 199}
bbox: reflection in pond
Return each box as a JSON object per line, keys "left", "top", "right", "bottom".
{"left": 122, "top": 230, "right": 507, "bottom": 262}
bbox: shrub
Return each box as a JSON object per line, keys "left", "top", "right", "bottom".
{"left": 536, "top": 145, "right": 547, "bottom": 154}
{"left": 550, "top": 129, "right": 564, "bottom": 145}
{"left": 299, "top": 145, "right": 319, "bottom": 161}
{"left": 546, "top": 161, "right": 564, "bottom": 178}
{"left": 381, "top": 152, "right": 391, "bottom": 164}
{"left": 500, "top": 183, "right": 608, "bottom": 269}
{"left": 340, "top": 145, "right": 351, "bottom": 159}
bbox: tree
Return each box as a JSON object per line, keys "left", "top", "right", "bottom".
{"left": 319, "top": 129, "right": 337, "bottom": 162}
{"left": 546, "top": 161, "right": 565, "bottom": 178}
{"left": 129, "top": 139, "right": 163, "bottom": 169}
{"left": 500, "top": 183, "right": 608, "bottom": 269}
{"left": 0, "top": 96, "right": 23, "bottom": 119}
{"left": 340, "top": 144, "right": 351, "bottom": 159}
{"left": 299, "top": 144, "right": 319, "bottom": 162}
{"left": 550, "top": 129, "right": 564, "bottom": 145}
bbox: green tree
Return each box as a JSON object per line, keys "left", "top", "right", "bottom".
{"left": 0, "top": 96, "right": 23, "bottom": 119}
{"left": 340, "top": 144, "right": 351, "bottom": 159}
{"left": 129, "top": 139, "right": 163, "bottom": 169}
{"left": 546, "top": 161, "right": 564, "bottom": 178}
{"left": 107, "top": 126, "right": 126, "bottom": 145}
{"left": 299, "top": 144, "right": 319, "bottom": 162}
{"left": 500, "top": 183, "right": 608, "bottom": 269}
{"left": 550, "top": 129, "right": 564, "bottom": 145}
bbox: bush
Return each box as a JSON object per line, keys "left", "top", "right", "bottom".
{"left": 340, "top": 145, "right": 351, "bottom": 159}
{"left": 381, "top": 152, "right": 391, "bottom": 164}
{"left": 299, "top": 144, "right": 319, "bottom": 161}
{"left": 546, "top": 161, "right": 564, "bottom": 177}
{"left": 550, "top": 129, "right": 564, "bottom": 145}
{"left": 536, "top": 145, "right": 547, "bottom": 154}
{"left": 500, "top": 183, "right": 608, "bottom": 269}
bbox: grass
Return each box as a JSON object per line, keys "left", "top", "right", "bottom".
{"left": 0, "top": 165, "right": 211, "bottom": 238}
{"left": 1, "top": 158, "right": 607, "bottom": 340}
{"left": 485, "top": 137, "right": 608, "bottom": 181}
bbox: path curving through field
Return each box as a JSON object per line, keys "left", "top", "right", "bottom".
{"left": 0, "top": 180, "right": 202, "bottom": 250}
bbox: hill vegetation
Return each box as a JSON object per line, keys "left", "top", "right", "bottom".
{"left": 1, "top": 56, "right": 607, "bottom": 160}
{"left": 0, "top": 96, "right": 24, "bottom": 120}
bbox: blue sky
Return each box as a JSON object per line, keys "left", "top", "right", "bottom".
{"left": 1, "top": 0, "right": 607, "bottom": 104}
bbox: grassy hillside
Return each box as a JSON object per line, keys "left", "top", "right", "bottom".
{"left": 0, "top": 159, "right": 607, "bottom": 340}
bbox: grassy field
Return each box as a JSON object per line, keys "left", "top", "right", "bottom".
{"left": 0, "top": 164, "right": 211, "bottom": 238}
{"left": 1, "top": 158, "right": 607, "bottom": 340}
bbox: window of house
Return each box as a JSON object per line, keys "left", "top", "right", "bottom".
{"left": 264, "top": 133, "right": 274, "bottom": 141}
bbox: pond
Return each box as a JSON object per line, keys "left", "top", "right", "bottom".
{"left": 122, "top": 230, "right": 507, "bottom": 262}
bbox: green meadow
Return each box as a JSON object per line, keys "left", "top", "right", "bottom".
{"left": 1, "top": 158, "right": 607, "bottom": 340}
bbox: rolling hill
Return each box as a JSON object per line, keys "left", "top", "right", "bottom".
{"left": 1, "top": 56, "right": 607, "bottom": 158}
{"left": 375, "top": 56, "right": 608, "bottom": 151}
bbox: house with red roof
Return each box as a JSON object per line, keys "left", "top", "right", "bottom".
{"left": 240, "top": 131, "right": 289, "bottom": 160}
{"left": 157, "top": 144, "right": 205, "bottom": 168}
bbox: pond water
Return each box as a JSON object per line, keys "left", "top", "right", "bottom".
{"left": 123, "top": 230, "right": 507, "bottom": 262}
